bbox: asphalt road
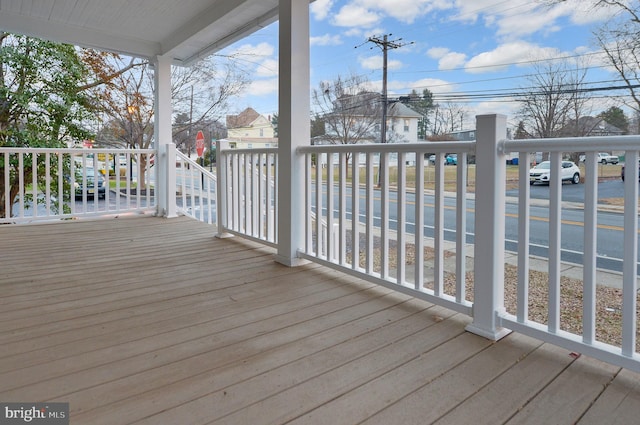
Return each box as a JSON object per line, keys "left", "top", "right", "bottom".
{"left": 507, "top": 178, "right": 626, "bottom": 202}
{"left": 314, "top": 182, "right": 637, "bottom": 274}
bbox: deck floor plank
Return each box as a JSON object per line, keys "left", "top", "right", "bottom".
{"left": 1, "top": 216, "right": 639, "bottom": 425}
{"left": 72, "top": 299, "right": 442, "bottom": 424}
{"left": 578, "top": 368, "right": 640, "bottom": 425}
{"left": 505, "top": 355, "right": 620, "bottom": 425}
{"left": 431, "top": 343, "right": 580, "bottom": 425}
{"left": 359, "top": 332, "right": 544, "bottom": 425}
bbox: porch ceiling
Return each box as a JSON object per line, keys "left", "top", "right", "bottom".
{"left": 0, "top": 0, "right": 305, "bottom": 65}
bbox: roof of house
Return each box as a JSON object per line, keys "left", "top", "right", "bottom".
{"left": 388, "top": 102, "right": 422, "bottom": 118}
{"left": 560, "top": 116, "right": 625, "bottom": 137}
{"left": 226, "top": 108, "right": 262, "bottom": 129}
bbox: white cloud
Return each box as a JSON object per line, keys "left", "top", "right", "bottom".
{"left": 557, "top": 0, "right": 620, "bottom": 25}
{"left": 311, "top": 34, "right": 343, "bottom": 46}
{"left": 452, "top": 0, "right": 612, "bottom": 39}
{"left": 335, "top": 0, "right": 452, "bottom": 25}
{"left": 465, "top": 41, "right": 563, "bottom": 73}
{"left": 255, "top": 59, "right": 278, "bottom": 78}
{"left": 472, "top": 100, "right": 519, "bottom": 119}
{"left": 408, "top": 78, "right": 458, "bottom": 94}
{"left": 358, "top": 55, "right": 403, "bottom": 70}
{"left": 247, "top": 78, "right": 278, "bottom": 96}
{"left": 311, "top": 0, "right": 335, "bottom": 20}
{"left": 229, "top": 42, "right": 275, "bottom": 58}
{"left": 333, "top": 4, "right": 381, "bottom": 27}
{"left": 427, "top": 47, "right": 467, "bottom": 70}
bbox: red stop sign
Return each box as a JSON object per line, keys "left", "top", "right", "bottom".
{"left": 196, "top": 130, "right": 205, "bottom": 157}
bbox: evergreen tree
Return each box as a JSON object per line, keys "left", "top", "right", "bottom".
{"left": 598, "top": 106, "right": 629, "bottom": 134}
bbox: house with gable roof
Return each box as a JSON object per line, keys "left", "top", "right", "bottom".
{"left": 225, "top": 107, "right": 277, "bottom": 148}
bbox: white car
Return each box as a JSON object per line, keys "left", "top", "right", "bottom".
{"left": 529, "top": 161, "right": 581, "bottom": 185}
{"left": 596, "top": 152, "right": 619, "bottom": 164}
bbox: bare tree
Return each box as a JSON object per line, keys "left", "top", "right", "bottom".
{"left": 517, "top": 59, "right": 590, "bottom": 139}
{"left": 428, "top": 102, "right": 466, "bottom": 136}
{"left": 88, "top": 53, "right": 250, "bottom": 187}
{"left": 171, "top": 57, "right": 249, "bottom": 153}
{"left": 312, "top": 74, "right": 381, "bottom": 144}
{"left": 312, "top": 74, "right": 381, "bottom": 175}
{"left": 595, "top": 15, "right": 640, "bottom": 113}
{"left": 543, "top": 1, "right": 640, "bottom": 113}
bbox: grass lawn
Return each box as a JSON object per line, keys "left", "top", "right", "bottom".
{"left": 312, "top": 162, "right": 623, "bottom": 193}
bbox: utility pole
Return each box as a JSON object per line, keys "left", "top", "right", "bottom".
{"left": 365, "top": 34, "right": 413, "bottom": 186}
{"left": 366, "top": 34, "right": 413, "bottom": 144}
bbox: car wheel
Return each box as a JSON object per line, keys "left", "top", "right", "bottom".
{"left": 572, "top": 173, "right": 580, "bottom": 184}
{"left": 529, "top": 181, "right": 534, "bottom": 186}
{"left": 601, "top": 159, "right": 607, "bottom": 164}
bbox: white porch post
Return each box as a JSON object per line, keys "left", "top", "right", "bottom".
{"left": 466, "top": 114, "right": 511, "bottom": 340}
{"left": 275, "top": 0, "right": 310, "bottom": 266}
{"left": 153, "top": 54, "right": 177, "bottom": 218}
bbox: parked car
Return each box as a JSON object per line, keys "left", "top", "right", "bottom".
{"left": 428, "top": 154, "right": 456, "bottom": 165}
{"left": 74, "top": 167, "right": 106, "bottom": 199}
{"left": 445, "top": 154, "right": 457, "bottom": 165}
{"left": 596, "top": 152, "right": 619, "bottom": 164}
{"left": 529, "top": 160, "right": 581, "bottom": 185}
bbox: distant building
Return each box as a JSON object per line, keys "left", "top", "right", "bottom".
{"left": 559, "top": 116, "right": 625, "bottom": 138}
{"left": 314, "top": 96, "right": 423, "bottom": 166}
{"left": 446, "top": 130, "right": 476, "bottom": 142}
{"left": 226, "top": 107, "right": 277, "bottom": 148}
{"left": 386, "top": 102, "right": 422, "bottom": 144}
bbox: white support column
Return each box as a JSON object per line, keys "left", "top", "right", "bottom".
{"left": 153, "top": 54, "right": 177, "bottom": 218}
{"left": 275, "top": 0, "right": 310, "bottom": 266}
{"left": 466, "top": 114, "right": 512, "bottom": 340}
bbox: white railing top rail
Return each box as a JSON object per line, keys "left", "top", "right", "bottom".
{"left": 175, "top": 150, "right": 216, "bottom": 181}
{"left": 0, "top": 147, "right": 155, "bottom": 154}
{"left": 501, "top": 135, "right": 640, "bottom": 153}
{"left": 219, "top": 147, "right": 279, "bottom": 155}
{"left": 298, "top": 141, "right": 476, "bottom": 154}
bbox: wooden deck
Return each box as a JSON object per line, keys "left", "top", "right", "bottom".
{"left": 1, "top": 215, "right": 640, "bottom": 424}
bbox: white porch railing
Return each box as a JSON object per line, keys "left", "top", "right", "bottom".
{"left": 500, "top": 133, "right": 640, "bottom": 372}
{"left": 175, "top": 151, "right": 216, "bottom": 225}
{"left": 0, "top": 148, "right": 155, "bottom": 223}
{"left": 297, "top": 142, "right": 475, "bottom": 317}
{"left": 4, "top": 114, "right": 639, "bottom": 374}
{"left": 291, "top": 114, "right": 640, "bottom": 373}
{"left": 216, "top": 141, "right": 278, "bottom": 247}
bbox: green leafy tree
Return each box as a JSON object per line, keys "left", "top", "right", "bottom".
{"left": 0, "top": 33, "right": 94, "bottom": 218}
{"left": 401, "top": 88, "right": 435, "bottom": 139}
{"left": 271, "top": 113, "right": 278, "bottom": 137}
{"left": 514, "top": 121, "right": 529, "bottom": 139}
{"left": 310, "top": 115, "right": 325, "bottom": 138}
{"left": 598, "top": 106, "right": 629, "bottom": 134}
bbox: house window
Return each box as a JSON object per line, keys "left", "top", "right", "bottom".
{"left": 260, "top": 128, "right": 264, "bottom": 137}
{"left": 404, "top": 119, "right": 410, "bottom": 132}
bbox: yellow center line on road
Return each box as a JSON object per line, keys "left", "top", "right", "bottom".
{"left": 331, "top": 190, "right": 628, "bottom": 232}
{"left": 383, "top": 196, "right": 627, "bottom": 232}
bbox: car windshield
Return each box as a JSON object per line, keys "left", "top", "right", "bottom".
{"left": 534, "top": 162, "right": 550, "bottom": 170}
